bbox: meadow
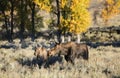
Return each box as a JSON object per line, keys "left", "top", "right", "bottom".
{"left": 0, "top": 40, "right": 120, "bottom": 78}
{"left": 0, "top": 26, "right": 120, "bottom": 78}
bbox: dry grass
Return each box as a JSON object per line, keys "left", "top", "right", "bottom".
{"left": 0, "top": 43, "right": 120, "bottom": 78}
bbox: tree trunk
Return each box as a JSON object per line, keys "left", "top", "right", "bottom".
{"left": 31, "top": 3, "right": 35, "bottom": 41}
{"left": 68, "top": 35, "right": 71, "bottom": 42}
{"left": 77, "top": 34, "right": 81, "bottom": 44}
{"left": 10, "top": 0, "right": 14, "bottom": 42}
{"left": 57, "top": 29, "right": 62, "bottom": 43}
{"left": 61, "top": 35, "right": 65, "bottom": 43}
{"left": 56, "top": 0, "right": 60, "bottom": 26}
{"left": 2, "top": 11, "right": 11, "bottom": 42}
{"left": 20, "top": 21, "right": 24, "bottom": 43}
{"left": 20, "top": 0, "right": 24, "bottom": 43}
{"left": 56, "top": 0, "right": 61, "bottom": 43}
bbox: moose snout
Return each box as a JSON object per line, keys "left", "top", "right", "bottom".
{"left": 34, "top": 52, "right": 36, "bottom": 56}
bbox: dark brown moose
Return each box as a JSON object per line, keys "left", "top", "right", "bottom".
{"left": 48, "top": 42, "right": 89, "bottom": 64}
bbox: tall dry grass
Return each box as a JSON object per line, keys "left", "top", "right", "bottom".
{"left": 0, "top": 45, "right": 120, "bottom": 78}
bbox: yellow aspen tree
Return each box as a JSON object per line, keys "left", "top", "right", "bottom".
{"left": 59, "top": 0, "right": 71, "bottom": 43}
{"left": 60, "top": 0, "right": 91, "bottom": 43}
{"left": 101, "top": 0, "right": 120, "bottom": 25}
{"left": 33, "top": 0, "right": 91, "bottom": 43}
{"left": 33, "top": 0, "right": 51, "bottom": 12}
{"left": 33, "top": 0, "right": 69, "bottom": 43}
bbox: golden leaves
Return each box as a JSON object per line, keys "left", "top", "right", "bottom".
{"left": 33, "top": 0, "right": 51, "bottom": 12}
{"left": 107, "top": 0, "right": 114, "bottom": 5}
{"left": 34, "top": 0, "right": 91, "bottom": 34}
{"left": 60, "top": 0, "right": 67, "bottom": 9}
{"left": 60, "top": 0, "right": 91, "bottom": 34}
{"left": 101, "top": 0, "right": 120, "bottom": 23}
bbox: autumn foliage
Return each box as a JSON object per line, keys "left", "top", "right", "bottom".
{"left": 34, "top": 0, "right": 92, "bottom": 35}
{"left": 60, "top": 0, "right": 91, "bottom": 34}
{"left": 33, "top": 0, "right": 51, "bottom": 12}
{"left": 101, "top": 0, "right": 120, "bottom": 24}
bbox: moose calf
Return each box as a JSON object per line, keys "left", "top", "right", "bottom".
{"left": 34, "top": 47, "right": 48, "bottom": 61}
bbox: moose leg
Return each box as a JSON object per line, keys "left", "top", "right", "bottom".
{"left": 69, "top": 47, "right": 75, "bottom": 65}
{"left": 65, "top": 55, "right": 69, "bottom": 62}
{"left": 83, "top": 50, "right": 89, "bottom": 60}
{"left": 44, "top": 60, "right": 49, "bottom": 68}
{"left": 69, "top": 58, "right": 74, "bottom": 65}
{"left": 70, "top": 55, "right": 75, "bottom": 65}
{"left": 64, "top": 47, "right": 72, "bottom": 62}
{"left": 64, "top": 55, "right": 74, "bottom": 65}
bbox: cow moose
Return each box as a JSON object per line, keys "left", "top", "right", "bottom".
{"left": 34, "top": 46, "right": 49, "bottom": 68}
{"left": 34, "top": 47, "right": 48, "bottom": 61}
{"left": 48, "top": 42, "right": 89, "bottom": 64}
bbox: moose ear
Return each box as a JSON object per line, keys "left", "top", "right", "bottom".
{"left": 54, "top": 41, "right": 60, "bottom": 46}
{"left": 34, "top": 43, "right": 38, "bottom": 50}
{"left": 37, "top": 44, "right": 43, "bottom": 48}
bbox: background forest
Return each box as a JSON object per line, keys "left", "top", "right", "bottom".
{"left": 0, "top": 0, "right": 120, "bottom": 43}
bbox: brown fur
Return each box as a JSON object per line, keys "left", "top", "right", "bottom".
{"left": 48, "top": 42, "right": 75, "bottom": 56}
{"left": 48, "top": 42, "right": 89, "bottom": 64}
{"left": 34, "top": 47, "right": 48, "bottom": 61}
{"left": 70, "top": 43, "right": 89, "bottom": 60}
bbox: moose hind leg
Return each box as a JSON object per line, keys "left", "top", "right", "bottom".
{"left": 65, "top": 55, "right": 74, "bottom": 65}
{"left": 83, "top": 51, "right": 89, "bottom": 60}
{"left": 69, "top": 57, "right": 74, "bottom": 65}
{"left": 65, "top": 55, "right": 69, "bottom": 62}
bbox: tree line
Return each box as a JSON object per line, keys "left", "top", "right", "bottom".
{"left": 0, "top": 0, "right": 37, "bottom": 42}
{"left": 0, "top": 0, "right": 120, "bottom": 43}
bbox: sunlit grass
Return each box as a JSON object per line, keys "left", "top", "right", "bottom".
{"left": 0, "top": 45, "right": 120, "bottom": 78}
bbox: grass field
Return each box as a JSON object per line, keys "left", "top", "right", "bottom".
{"left": 0, "top": 41, "right": 120, "bottom": 78}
